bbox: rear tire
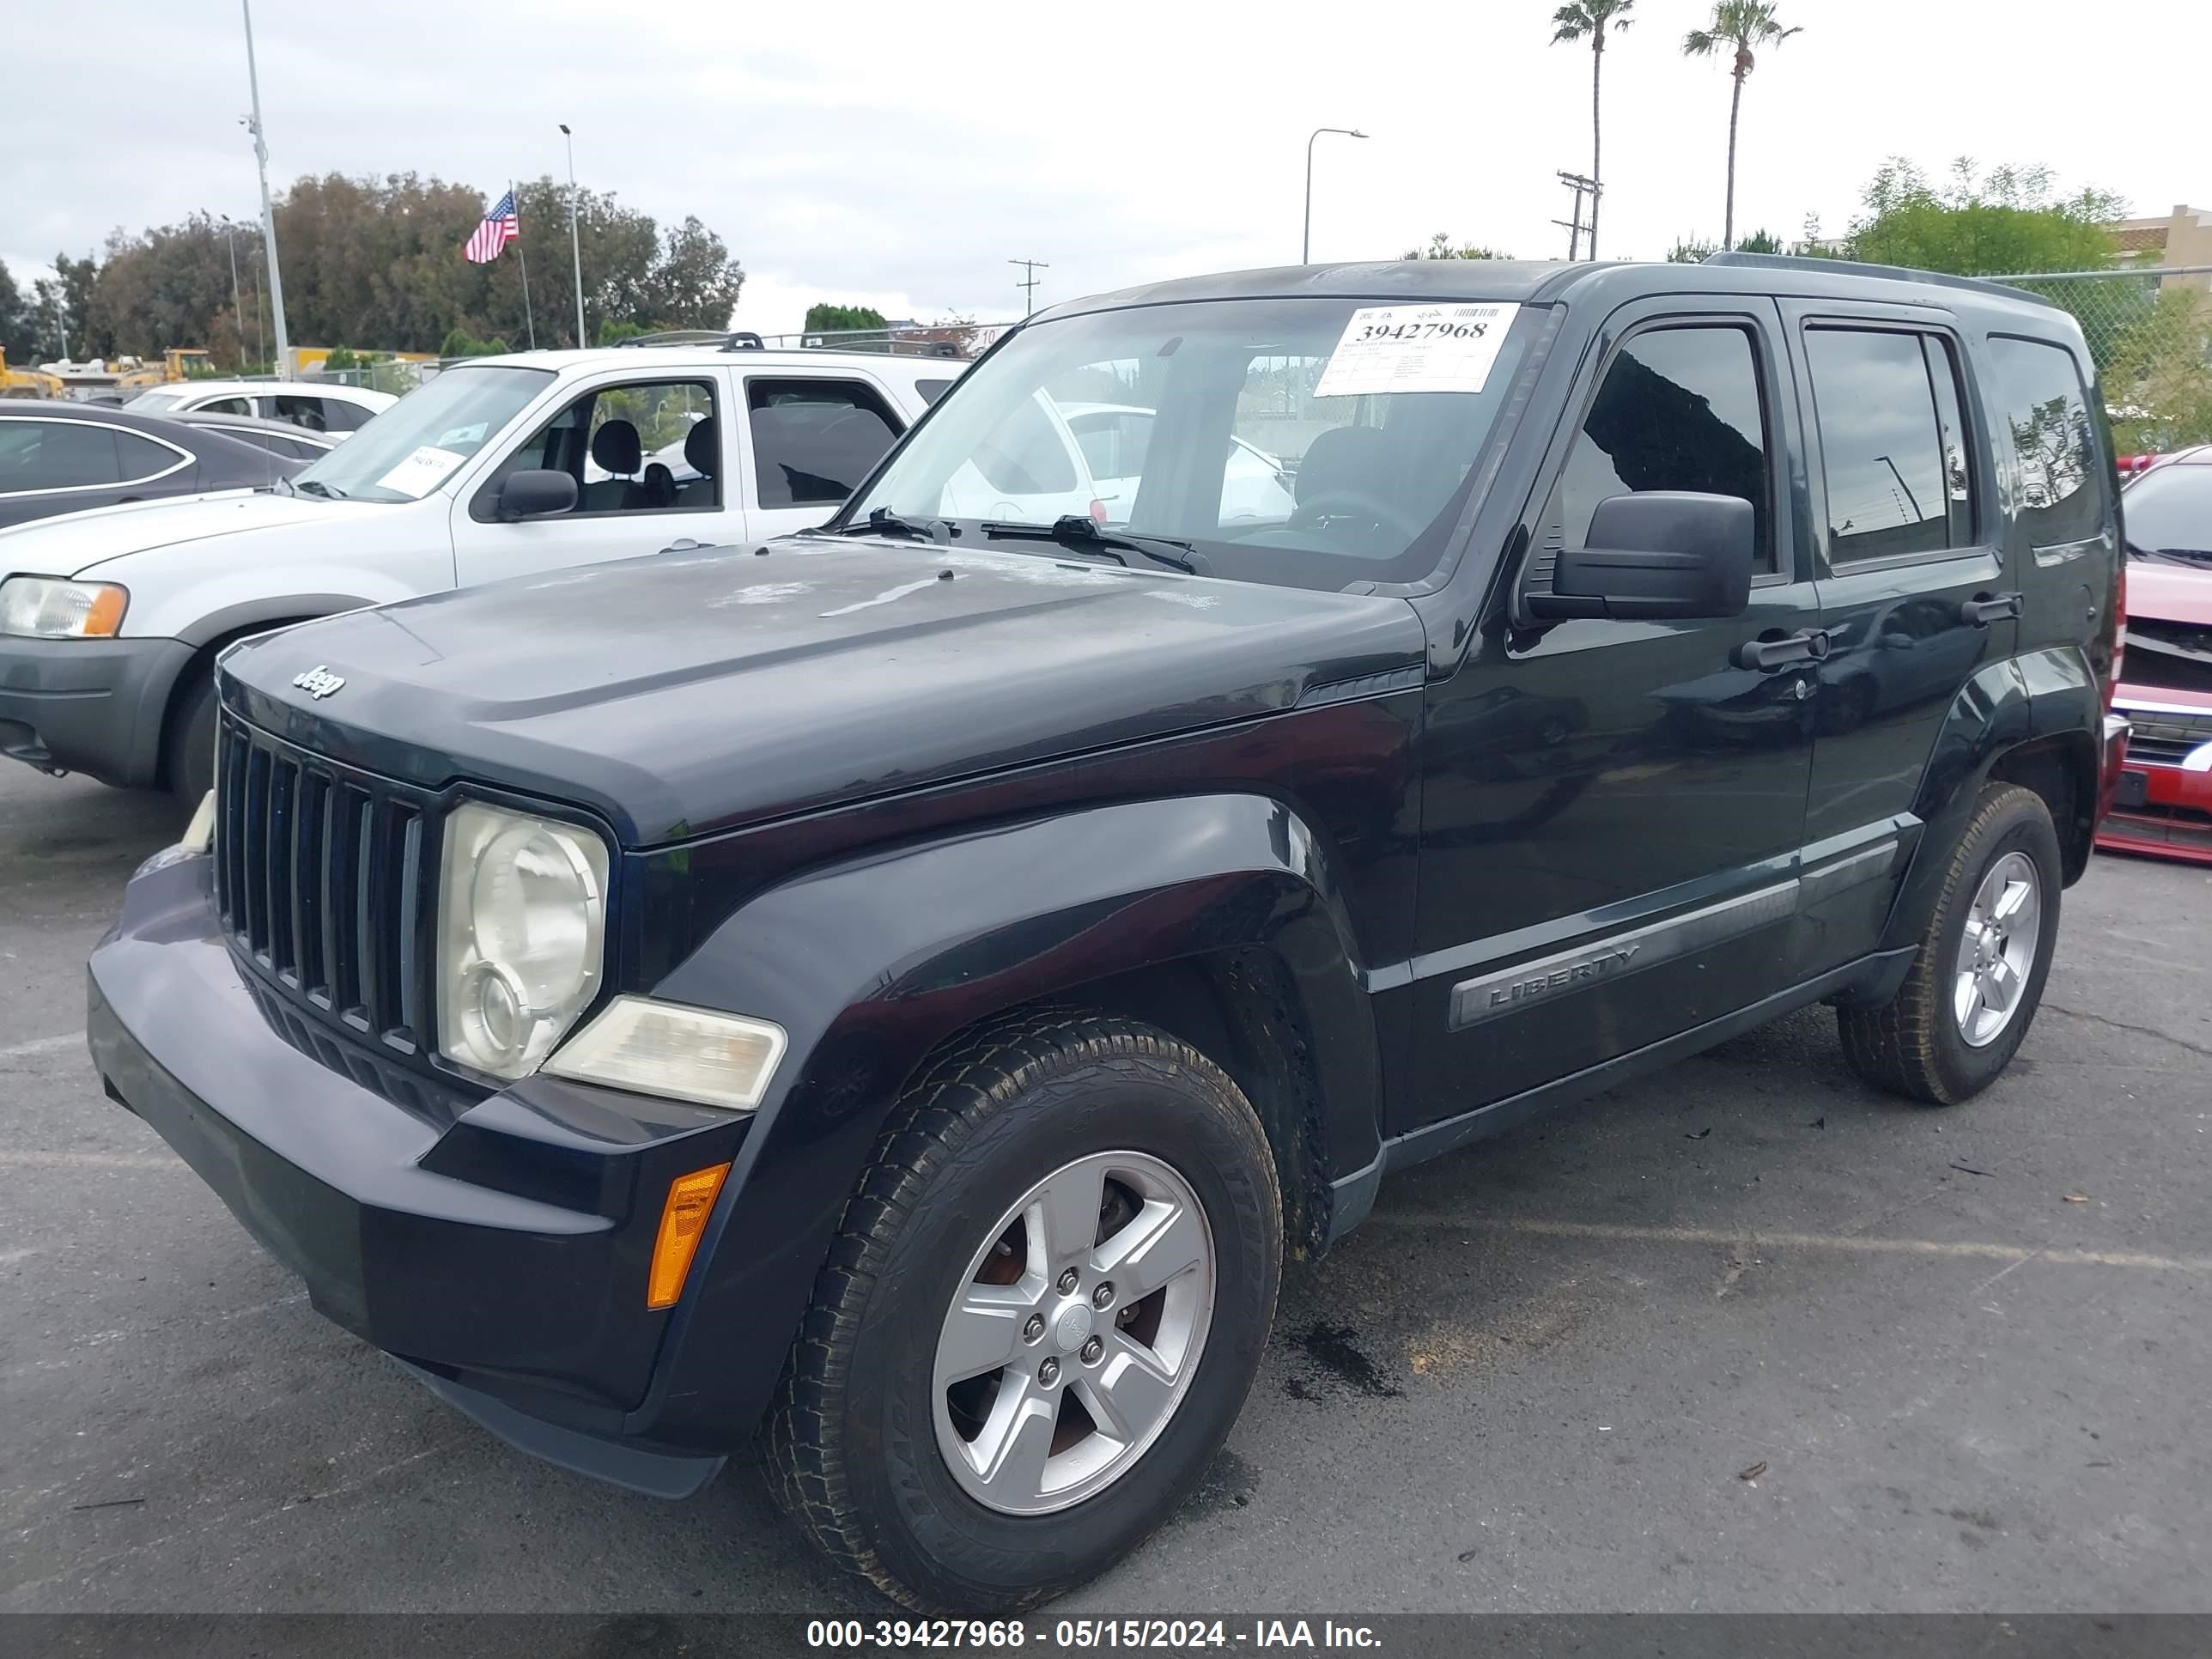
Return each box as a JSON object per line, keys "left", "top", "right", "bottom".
{"left": 764, "top": 1009, "right": 1281, "bottom": 1613}
{"left": 167, "top": 670, "right": 218, "bottom": 808}
{"left": 1837, "top": 784, "right": 2061, "bottom": 1104}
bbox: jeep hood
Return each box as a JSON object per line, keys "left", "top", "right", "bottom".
{"left": 0, "top": 489, "right": 345, "bottom": 579}
{"left": 2126, "top": 558, "right": 2212, "bottom": 627}
{"left": 217, "top": 537, "right": 1428, "bottom": 845}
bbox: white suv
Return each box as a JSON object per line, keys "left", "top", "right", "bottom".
{"left": 0, "top": 344, "right": 960, "bottom": 804}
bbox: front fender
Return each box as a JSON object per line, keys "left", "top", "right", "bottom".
{"left": 629, "top": 793, "right": 1378, "bottom": 1446}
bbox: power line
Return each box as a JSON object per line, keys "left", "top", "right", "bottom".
{"left": 1009, "top": 258, "right": 1050, "bottom": 319}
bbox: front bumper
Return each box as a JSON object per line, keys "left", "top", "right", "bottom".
{"left": 87, "top": 850, "right": 767, "bottom": 1489}
{"left": 2097, "top": 701, "right": 2212, "bottom": 864}
{"left": 0, "top": 633, "right": 194, "bottom": 787}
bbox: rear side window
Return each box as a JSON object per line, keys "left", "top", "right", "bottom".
{"left": 270, "top": 394, "right": 331, "bottom": 433}
{"left": 1548, "top": 324, "right": 1775, "bottom": 574}
{"left": 1988, "top": 337, "right": 2106, "bottom": 550}
{"left": 746, "top": 378, "right": 904, "bottom": 508}
{"left": 112, "top": 429, "right": 184, "bottom": 483}
{"left": 1805, "top": 328, "right": 1977, "bottom": 564}
{"left": 319, "top": 398, "right": 372, "bottom": 433}
{"left": 0, "top": 420, "right": 122, "bottom": 491}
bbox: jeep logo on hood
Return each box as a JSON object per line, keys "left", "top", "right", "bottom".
{"left": 291, "top": 665, "right": 346, "bottom": 700}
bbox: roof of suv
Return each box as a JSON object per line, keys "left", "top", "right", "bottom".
{"left": 1036, "top": 254, "right": 2068, "bottom": 328}
{"left": 469, "top": 346, "right": 964, "bottom": 378}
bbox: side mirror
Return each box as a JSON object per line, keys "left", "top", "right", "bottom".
{"left": 1527, "top": 491, "right": 1755, "bottom": 622}
{"left": 497, "top": 469, "right": 578, "bottom": 521}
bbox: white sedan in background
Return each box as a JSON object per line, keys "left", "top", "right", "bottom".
{"left": 126, "top": 379, "right": 397, "bottom": 438}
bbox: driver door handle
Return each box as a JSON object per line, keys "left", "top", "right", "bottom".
{"left": 1735, "top": 629, "right": 1830, "bottom": 672}
{"left": 1959, "top": 591, "right": 2023, "bottom": 626}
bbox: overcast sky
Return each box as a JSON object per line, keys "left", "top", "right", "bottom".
{"left": 5, "top": 0, "right": 2208, "bottom": 342}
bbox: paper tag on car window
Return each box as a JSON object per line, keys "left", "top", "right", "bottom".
{"left": 1313, "top": 304, "right": 1520, "bottom": 398}
{"left": 373, "top": 445, "right": 466, "bottom": 499}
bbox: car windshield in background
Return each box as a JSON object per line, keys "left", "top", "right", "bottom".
{"left": 844, "top": 296, "right": 1540, "bottom": 592}
{"left": 2123, "top": 463, "right": 2212, "bottom": 560}
{"left": 289, "top": 364, "right": 553, "bottom": 503}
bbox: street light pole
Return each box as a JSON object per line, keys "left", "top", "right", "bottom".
{"left": 1303, "top": 127, "right": 1368, "bottom": 264}
{"left": 559, "top": 125, "right": 586, "bottom": 349}
{"left": 239, "top": 0, "right": 289, "bottom": 371}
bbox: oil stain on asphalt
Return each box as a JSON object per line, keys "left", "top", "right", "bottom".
{"left": 1280, "top": 1321, "right": 1403, "bottom": 1401}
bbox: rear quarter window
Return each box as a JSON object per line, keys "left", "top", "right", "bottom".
{"left": 1988, "top": 336, "right": 2109, "bottom": 550}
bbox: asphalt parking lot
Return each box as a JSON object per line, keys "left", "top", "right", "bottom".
{"left": 3, "top": 759, "right": 2209, "bottom": 1617}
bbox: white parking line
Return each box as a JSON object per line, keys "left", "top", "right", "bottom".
{"left": 0, "top": 1031, "right": 86, "bottom": 1061}
{"left": 1366, "top": 1212, "right": 2212, "bottom": 1274}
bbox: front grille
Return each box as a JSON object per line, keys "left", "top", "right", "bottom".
{"left": 214, "top": 708, "right": 436, "bottom": 1057}
{"left": 2122, "top": 707, "right": 2212, "bottom": 768}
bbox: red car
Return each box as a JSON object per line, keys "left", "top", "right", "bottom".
{"left": 2100, "top": 447, "right": 2212, "bottom": 862}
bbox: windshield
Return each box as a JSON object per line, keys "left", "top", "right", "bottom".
{"left": 126, "top": 388, "right": 188, "bottom": 411}
{"left": 2123, "top": 463, "right": 2212, "bottom": 558}
{"left": 844, "top": 296, "right": 1540, "bottom": 591}
{"left": 289, "top": 364, "right": 553, "bottom": 503}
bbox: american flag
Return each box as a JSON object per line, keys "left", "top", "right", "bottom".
{"left": 464, "top": 191, "right": 520, "bottom": 264}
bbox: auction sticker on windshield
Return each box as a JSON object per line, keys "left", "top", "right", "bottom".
{"left": 1314, "top": 303, "right": 1520, "bottom": 398}
{"left": 374, "top": 445, "right": 468, "bottom": 500}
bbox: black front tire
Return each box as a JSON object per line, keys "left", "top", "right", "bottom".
{"left": 1837, "top": 783, "right": 2061, "bottom": 1104}
{"left": 764, "top": 1009, "right": 1282, "bottom": 1613}
{"left": 167, "top": 670, "right": 218, "bottom": 808}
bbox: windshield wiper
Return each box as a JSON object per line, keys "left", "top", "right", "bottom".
{"left": 293, "top": 477, "right": 348, "bottom": 501}
{"left": 834, "top": 506, "right": 939, "bottom": 542}
{"left": 981, "top": 515, "right": 1202, "bottom": 574}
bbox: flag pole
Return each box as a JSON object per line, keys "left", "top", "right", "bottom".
{"left": 511, "top": 179, "right": 537, "bottom": 350}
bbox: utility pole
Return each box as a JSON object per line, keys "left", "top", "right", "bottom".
{"left": 560, "top": 125, "right": 586, "bottom": 348}
{"left": 1009, "top": 258, "right": 1049, "bottom": 319}
{"left": 1553, "top": 170, "right": 1599, "bottom": 260}
{"left": 240, "top": 0, "right": 289, "bottom": 371}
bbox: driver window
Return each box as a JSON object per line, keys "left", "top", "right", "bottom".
{"left": 476, "top": 379, "right": 717, "bottom": 519}
{"left": 1533, "top": 324, "right": 1774, "bottom": 589}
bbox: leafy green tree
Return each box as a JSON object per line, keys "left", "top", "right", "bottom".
{"left": 1550, "top": 0, "right": 1633, "bottom": 259}
{"left": 1681, "top": 1, "right": 1802, "bottom": 251}
{"left": 1402, "top": 234, "right": 1511, "bottom": 260}
{"left": 596, "top": 319, "right": 653, "bottom": 347}
{"left": 1666, "top": 237, "right": 1719, "bottom": 264}
{"left": 438, "top": 327, "right": 511, "bottom": 358}
{"left": 0, "top": 260, "right": 40, "bottom": 363}
{"left": 2102, "top": 288, "right": 2212, "bottom": 453}
{"left": 1838, "top": 159, "right": 2124, "bottom": 276}
{"left": 805, "top": 303, "right": 889, "bottom": 337}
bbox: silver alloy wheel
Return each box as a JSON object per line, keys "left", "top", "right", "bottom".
{"left": 932, "top": 1149, "right": 1215, "bottom": 1516}
{"left": 1954, "top": 850, "right": 2040, "bottom": 1048}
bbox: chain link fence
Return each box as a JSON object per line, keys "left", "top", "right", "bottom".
{"left": 1998, "top": 265, "right": 2212, "bottom": 455}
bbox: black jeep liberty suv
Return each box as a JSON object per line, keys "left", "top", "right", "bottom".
{"left": 89, "top": 253, "right": 2126, "bottom": 1611}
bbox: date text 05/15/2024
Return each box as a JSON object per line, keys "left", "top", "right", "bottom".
{"left": 805, "top": 1619, "right": 1384, "bottom": 1650}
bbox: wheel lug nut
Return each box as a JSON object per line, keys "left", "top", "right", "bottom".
{"left": 1080, "top": 1335, "right": 1104, "bottom": 1364}
{"left": 1022, "top": 1314, "right": 1045, "bottom": 1344}
{"left": 1055, "top": 1268, "right": 1080, "bottom": 1295}
{"left": 1092, "top": 1281, "right": 1115, "bottom": 1310}
{"left": 1038, "top": 1358, "right": 1060, "bottom": 1387}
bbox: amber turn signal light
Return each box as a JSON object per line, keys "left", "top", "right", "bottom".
{"left": 647, "top": 1162, "right": 731, "bottom": 1310}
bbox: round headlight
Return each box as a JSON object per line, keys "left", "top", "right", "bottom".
{"left": 437, "top": 801, "right": 611, "bottom": 1080}
{"left": 468, "top": 819, "right": 600, "bottom": 1008}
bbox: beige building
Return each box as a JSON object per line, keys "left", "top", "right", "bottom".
{"left": 2111, "top": 204, "right": 2212, "bottom": 289}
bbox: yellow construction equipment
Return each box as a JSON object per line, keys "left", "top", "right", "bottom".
{"left": 0, "top": 349, "right": 64, "bottom": 399}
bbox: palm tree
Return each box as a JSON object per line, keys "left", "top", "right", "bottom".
{"left": 1550, "top": 0, "right": 1635, "bottom": 260}
{"left": 1681, "top": 1, "right": 1802, "bottom": 251}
